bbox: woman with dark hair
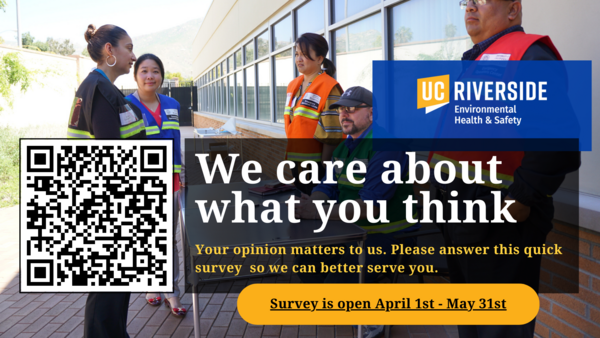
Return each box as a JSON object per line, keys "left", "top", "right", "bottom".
{"left": 126, "top": 54, "right": 186, "bottom": 318}
{"left": 68, "top": 24, "right": 144, "bottom": 140}
{"left": 67, "top": 24, "right": 144, "bottom": 338}
{"left": 284, "top": 33, "right": 344, "bottom": 194}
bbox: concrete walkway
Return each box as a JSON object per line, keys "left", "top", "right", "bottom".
{"left": 0, "top": 127, "right": 459, "bottom": 338}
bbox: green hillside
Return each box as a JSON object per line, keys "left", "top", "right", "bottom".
{"left": 131, "top": 17, "right": 203, "bottom": 77}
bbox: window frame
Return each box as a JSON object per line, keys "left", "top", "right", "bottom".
{"left": 196, "top": 0, "right": 418, "bottom": 124}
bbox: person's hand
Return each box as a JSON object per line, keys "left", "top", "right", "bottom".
{"left": 503, "top": 196, "right": 530, "bottom": 222}
{"left": 294, "top": 193, "right": 318, "bottom": 219}
{"left": 180, "top": 181, "right": 186, "bottom": 188}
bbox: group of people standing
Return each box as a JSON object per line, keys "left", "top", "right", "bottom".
{"left": 67, "top": 24, "right": 186, "bottom": 337}
{"left": 68, "top": 0, "right": 580, "bottom": 337}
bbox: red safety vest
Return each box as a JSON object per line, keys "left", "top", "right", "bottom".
{"left": 284, "top": 73, "right": 341, "bottom": 162}
{"left": 428, "top": 32, "right": 562, "bottom": 189}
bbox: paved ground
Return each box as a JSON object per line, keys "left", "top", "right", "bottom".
{"left": 0, "top": 127, "right": 459, "bottom": 337}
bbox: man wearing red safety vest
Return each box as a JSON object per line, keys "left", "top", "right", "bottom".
{"left": 428, "top": 1, "right": 580, "bottom": 337}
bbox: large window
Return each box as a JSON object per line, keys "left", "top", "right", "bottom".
{"left": 257, "top": 59, "right": 271, "bottom": 121}
{"left": 334, "top": 13, "right": 382, "bottom": 91}
{"left": 214, "top": 80, "right": 219, "bottom": 113}
{"left": 257, "top": 31, "right": 270, "bottom": 59}
{"left": 221, "top": 78, "right": 227, "bottom": 114}
{"left": 245, "top": 66, "right": 256, "bottom": 119}
{"left": 228, "top": 75, "right": 235, "bottom": 116}
{"left": 235, "top": 50, "right": 242, "bottom": 68}
{"left": 199, "top": 0, "right": 471, "bottom": 123}
{"left": 215, "top": 80, "right": 223, "bottom": 114}
{"left": 245, "top": 41, "right": 254, "bottom": 64}
{"left": 390, "top": 0, "right": 469, "bottom": 61}
{"left": 297, "top": 0, "right": 324, "bottom": 36}
{"left": 274, "top": 49, "right": 293, "bottom": 123}
{"left": 236, "top": 72, "right": 243, "bottom": 117}
{"left": 332, "top": 0, "right": 380, "bottom": 23}
{"left": 213, "top": 81, "right": 217, "bottom": 113}
{"left": 273, "top": 15, "right": 293, "bottom": 51}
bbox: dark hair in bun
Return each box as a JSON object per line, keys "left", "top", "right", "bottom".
{"left": 84, "top": 24, "right": 128, "bottom": 63}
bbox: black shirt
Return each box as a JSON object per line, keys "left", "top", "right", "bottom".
{"left": 454, "top": 26, "right": 580, "bottom": 238}
{"left": 91, "top": 88, "right": 122, "bottom": 139}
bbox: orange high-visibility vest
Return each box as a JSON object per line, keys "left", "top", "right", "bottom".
{"left": 284, "top": 73, "right": 341, "bottom": 162}
{"left": 429, "top": 32, "right": 562, "bottom": 189}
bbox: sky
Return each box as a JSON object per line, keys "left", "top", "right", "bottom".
{"left": 0, "top": 0, "right": 212, "bottom": 48}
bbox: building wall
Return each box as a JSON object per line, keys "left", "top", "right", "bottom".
{"left": 523, "top": 0, "right": 600, "bottom": 212}
{"left": 192, "top": 0, "right": 294, "bottom": 77}
{"left": 0, "top": 45, "right": 96, "bottom": 129}
{"left": 420, "top": 220, "right": 600, "bottom": 338}
{"left": 536, "top": 223, "right": 600, "bottom": 338}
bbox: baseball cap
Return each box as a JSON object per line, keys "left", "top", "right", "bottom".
{"left": 329, "top": 86, "right": 372, "bottom": 109}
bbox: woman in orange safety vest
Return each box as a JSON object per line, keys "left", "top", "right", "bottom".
{"left": 284, "top": 33, "right": 344, "bottom": 194}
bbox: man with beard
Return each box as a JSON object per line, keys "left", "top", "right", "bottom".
{"left": 295, "top": 86, "right": 419, "bottom": 338}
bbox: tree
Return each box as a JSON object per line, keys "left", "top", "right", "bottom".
{"left": 166, "top": 71, "right": 183, "bottom": 80}
{"left": 257, "top": 37, "right": 269, "bottom": 60}
{"left": 19, "top": 32, "right": 49, "bottom": 52}
{"left": 416, "top": 24, "right": 463, "bottom": 61}
{"left": 0, "top": 52, "right": 33, "bottom": 111}
{"left": 33, "top": 41, "right": 48, "bottom": 52}
{"left": 165, "top": 71, "right": 191, "bottom": 83}
{"left": 0, "top": 0, "right": 6, "bottom": 11}
{"left": 394, "top": 26, "right": 413, "bottom": 45}
{"left": 22, "top": 32, "right": 34, "bottom": 47}
{"left": 445, "top": 24, "right": 457, "bottom": 39}
{"left": 0, "top": 37, "right": 4, "bottom": 45}
{"left": 47, "top": 37, "right": 75, "bottom": 56}
{"left": 82, "top": 48, "right": 89, "bottom": 57}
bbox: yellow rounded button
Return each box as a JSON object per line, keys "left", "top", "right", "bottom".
{"left": 238, "top": 284, "right": 539, "bottom": 325}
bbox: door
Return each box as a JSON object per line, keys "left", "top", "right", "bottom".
{"left": 170, "top": 87, "right": 195, "bottom": 126}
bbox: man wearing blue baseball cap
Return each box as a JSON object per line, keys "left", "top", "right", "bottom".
{"left": 295, "top": 86, "right": 420, "bottom": 338}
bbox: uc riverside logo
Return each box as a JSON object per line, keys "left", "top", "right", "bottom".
{"left": 417, "top": 75, "right": 450, "bottom": 114}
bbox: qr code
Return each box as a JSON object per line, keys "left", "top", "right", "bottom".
{"left": 20, "top": 139, "right": 173, "bottom": 292}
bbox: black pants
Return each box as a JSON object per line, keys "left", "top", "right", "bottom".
{"left": 443, "top": 223, "right": 546, "bottom": 338}
{"left": 84, "top": 292, "right": 130, "bottom": 338}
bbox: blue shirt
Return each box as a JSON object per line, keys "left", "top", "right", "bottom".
{"left": 312, "top": 124, "right": 408, "bottom": 205}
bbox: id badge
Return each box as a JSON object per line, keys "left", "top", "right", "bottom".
{"left": 119, "top": 104, "right": 138, "bottom": 125}
{"left": 164, "top": 109, "right": 179, "bottom": 121}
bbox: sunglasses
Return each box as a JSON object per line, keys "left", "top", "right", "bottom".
{"left": 336, "top": 105, "right": 371, "bottom": 114}
{"left": 459, "top": 0, "right": 515, "bottom": 10}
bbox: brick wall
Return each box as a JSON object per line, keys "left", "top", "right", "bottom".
{"left": 419, "top": 221, "right": 600, "bottom": 338}
{"left": 194, "top": 113, "right": 600, "bottom": 338}
{"left": 535, "top": 223, "right": 600, "bottom": 338}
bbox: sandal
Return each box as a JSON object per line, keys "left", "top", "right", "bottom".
{"left": 146, "top": 296, "right": 161, "bottom": 306}
{"left": 165, "top": 298, "right": 187, "bottom": 318}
